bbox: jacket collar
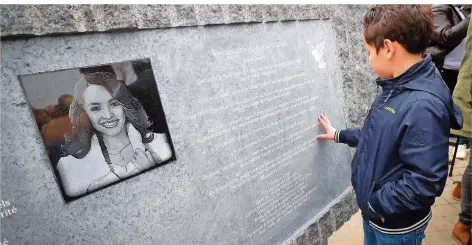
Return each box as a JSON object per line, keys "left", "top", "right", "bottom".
{"left": 375, "top": 55, "right": 432, "bottom": 90}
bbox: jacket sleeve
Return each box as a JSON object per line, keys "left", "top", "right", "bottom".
{"left": 335, "top": 128, "right": 361, "bottom": 147}
{"left": 432, "top": 6, "right": 470, "bottom": 48}
{"left": 368, "top": 99, "right": 449, "bottom": 215}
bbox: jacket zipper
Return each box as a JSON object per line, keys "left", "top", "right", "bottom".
{"left": 366, "top": 90, "right": 384, "bottom": 120}
{"left": 354, "top": 90, "right": 384, "bottom": 184}
{"left": 358, "top": 89, "right": 386, "bottom": 211}
{"left": 384, "top": 85, "right": 404, "bottom": 103}
{"left": 384, "top": 89, "right": 394, "bottom": 102}
{"left": 362, "top": 85, "right": 402, "bottom": 223}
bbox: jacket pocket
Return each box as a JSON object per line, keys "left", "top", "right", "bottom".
{"left": 366, "top": 181, "right": 386, "bottom": 223}
{"left": 358, "top": 158, "right": 375, "bottom": 208}
{"left": 366, "top": 181, "right": 376, "bottom": 205}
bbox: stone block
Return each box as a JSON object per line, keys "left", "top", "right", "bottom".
{"left": 136, "top": 4, "right": 173, "bottom": 29}
{"left": 225, "top": 4, "right": 245, "bottom": 23}
{"left": 1, "top": 4, "right": 329, "bottom": 38}
{"left": 306, "top": 222, "right": 323, "bottom": 244}
{"left": 33, "top": 5, "right": 78, "bottom": 34}
{"left": 172, "top": 5, "right": 198, "bottom": 27}
{"left": 319, "top": 5, "right": 331, "bottom": 19}
{"left": 278, "top": 5, "right": 297, "bottom": 21}
{"left": 294, "top": 231, "right": 309, "bottom": 245}
{"left": 99, "top": 5, "right": 139, "bottom": 31}
{"left": 79, "top": 5, "right": 99, "bottom": 32}
{"left": 318, "top": 210, "right": 336, "bottom": 241}
{"left": 243, "top": 5, "right": 263, "bottom": 22}
{"left": 332, "top": 189, "right": 358, "bottom": 230}
{"left": 293, "top": 4, "right": 321, "bottom": 20}
{"left": 262, "top": 4, "right": 281, "bottom": 22}
{"left": 0, "top": 5, "right": 33, "bottom": 36}
{"left": 195, "top": 5, "right": 225, "bottom": 25}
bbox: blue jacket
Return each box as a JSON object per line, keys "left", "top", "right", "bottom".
{"left": 335, "top": 55, "right": 463, "bottom": 233}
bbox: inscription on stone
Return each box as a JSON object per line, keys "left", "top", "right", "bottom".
{"left": 1, "top": 20, "right": 353, "bottom": 245}
{"left": 158, "top": 21, "right": 353, "bottom": 244}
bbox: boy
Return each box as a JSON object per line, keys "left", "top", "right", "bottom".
{"left": 316, "top": 5, "right": 463, "bottom": 245}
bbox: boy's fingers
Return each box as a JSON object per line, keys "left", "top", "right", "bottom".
{"left": 325, "top": 117, "right": 332, "bottom": 125}
{"left": 318, "top": 116, "right": 329, "bottom": 130}
{"left": 321, "top": 114, "right": 331, "bottom": 125}
{"left": 316, "top": 134, "right": 329, "bottom": 140}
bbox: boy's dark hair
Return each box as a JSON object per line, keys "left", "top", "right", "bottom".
{"left": 364, "top": 5, "right": 433, "bottom": 54}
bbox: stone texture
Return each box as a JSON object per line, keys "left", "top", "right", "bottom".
{"left": 293, "top": 4, "right": 321, "bottom": 21}
{"left": 103, "top": 5, "right": 139, "bottom": 30}
{"left": 225, "top": 4, "right": 245, "bottom": 23}
{"left": 278, "top": 5, "right": 298, "bottom": 22}
{"left": 243, "top": 5, "right": 264, "bottom": 23}
{"left": 79, "top": 5, "right": 99, "bottom": 32}
{"left": 261, "top": 5, "right": 281, "bottom": 22}
{"left": 35, "top": 5, "right": 78, "bottom": 34}
{"left": 195, "top": 5, "right": 225, "bottom": 25}
{"left": 332, "top": 189, "right": 359, "bottom": 230}
{"left": 0, "top": 5, "right": 40, "bottom": 36}
{"left": 319, "top": 5, "right": 332, "bottom": 20}
{"left": 261, "top": 4, "right": 300, "bottom": 22}
{"left": 288, "top": 189, "right": 358, "bottom": 245}
{"left": 172, "top": 5, "right": 198, "bottom": 27}
{"left": 318, "top": 210, "right": 336, "bottom": 241}
{"left": 319, "top": 240, "right": 329, "bottom": 245}
{"left": 306, "top": 222, "right": 324, "bottom": 244}
{"left": 331, "top": 5, "right": 377, "bottom": 128}
{"left": 136, "top": 4, "right": 173, "bottom": 29}
{"left": 295, "top": 231, "right": 309, "bottom": 245}
{"left": 288, "top": 223, "right": 324, "bottom": 245}
{"left": 1, "top": 5, "right": 329, "bottom": 37}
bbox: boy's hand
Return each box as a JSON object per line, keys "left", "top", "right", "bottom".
{"left": 316, "top": 114, "right": 336, "bottom": 141}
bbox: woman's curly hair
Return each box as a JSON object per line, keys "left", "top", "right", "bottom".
{"left": 65, "top": 72, "right": 152, "bottom": 160}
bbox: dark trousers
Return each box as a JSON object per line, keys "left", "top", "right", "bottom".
{"left": 439, "top": 68, "right": 459, "bottom": 95}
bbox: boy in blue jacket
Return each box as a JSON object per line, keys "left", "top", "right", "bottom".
{"left": 316, "top": 5, "right": 463, "bottom": 244}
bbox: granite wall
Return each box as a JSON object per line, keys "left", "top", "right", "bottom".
{"left": 1, "top": 5, "right": 329, "bottom": 37}
{"left": 0, "top": 5, "right": 376, "bottom": 245}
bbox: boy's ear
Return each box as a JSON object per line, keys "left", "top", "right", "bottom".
{"left": 383, "top": 39, "right": 395, "bottom": 59}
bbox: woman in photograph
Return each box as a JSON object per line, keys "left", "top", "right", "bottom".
{"left": 57, "top": 72, "right": 172, "bottom": 198}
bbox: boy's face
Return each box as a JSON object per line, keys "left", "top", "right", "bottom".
{"left": 364, "top": 39, "right": 393, "bottom": 79}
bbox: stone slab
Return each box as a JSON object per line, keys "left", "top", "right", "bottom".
{"left": 0, "top": 4, "right": 330, "bottom": 38}
{"left": 1, "top": 19, "right": 354, "bottom": 245}
{"left": 1, "top": 5, "right": 376, "bottom": 245}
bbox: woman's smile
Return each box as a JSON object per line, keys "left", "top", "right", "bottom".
{"left": 100, "top": 119, "right": 120, "bottom": 128}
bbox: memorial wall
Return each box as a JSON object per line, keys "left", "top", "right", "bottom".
{"left": 0, "top": 5, "right": 377, "bottom": 245}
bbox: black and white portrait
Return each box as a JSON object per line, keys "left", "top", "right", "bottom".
{"left": 20, "top": 59, "right": 176, "bottom": 201}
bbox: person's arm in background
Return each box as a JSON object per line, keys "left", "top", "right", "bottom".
{"left": 431, "top": 5, "right": 470, "bottom": 48}
{"left": 316, "top": 114, "right": 361, "bottom": 147}
{"left": 469, "top": 17, "right": 472, "bottom": 105}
